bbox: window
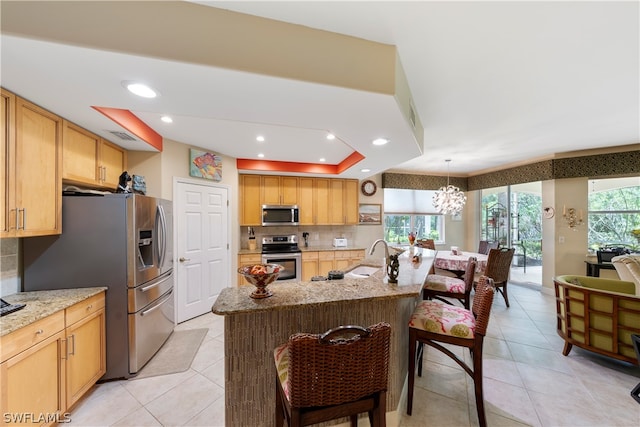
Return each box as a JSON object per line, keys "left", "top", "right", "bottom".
{"left": 383, "top": 189, "right": 445, "bottom": 244}
{"left": 588, "top": 177, "right": 640, "bottom": 251}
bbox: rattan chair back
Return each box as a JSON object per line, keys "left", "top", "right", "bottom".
{"left": 484, "top": 248, "right": 515, "bottom": 286}
{"left": 287, "top": 322, "right": 391, "bottom": 408}
{"left": 483, "top": 248, "right": 515, "bottom": 307}
{"left": 463, "top": 257, "right": 478, "bottom": 292}
{"left": 472, "top": 276, "right": 495, "bottom": 336}
{"left": 416, "top": 239, "right": 435, "bottom": 250}
{"left": 478, "top": 240, "right": 499, "bottom": 255}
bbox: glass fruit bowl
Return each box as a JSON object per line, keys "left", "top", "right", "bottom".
{"left": 238, "top": 263, "right": 284, "bottom": 299}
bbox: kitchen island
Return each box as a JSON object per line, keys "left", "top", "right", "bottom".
{"left": 212, "top": 248, "right": 435, "bottom": 426}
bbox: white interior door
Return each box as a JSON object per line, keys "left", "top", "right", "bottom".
{"left": 175, "top": 179, "right": 229, "bottom": 323}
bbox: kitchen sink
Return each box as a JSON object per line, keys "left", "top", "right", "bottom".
{"left": 345, "top": 265, "right": 380, "bottom": 278}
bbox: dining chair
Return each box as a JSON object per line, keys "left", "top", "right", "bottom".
{"left": 416, "top": 238, "right": 435, "bottom": 250}
{"left": 479, "top": 247, "right": 515, "bottom": 307}
{"left": 478, "top": 240, "right": 499, "bottom": 255}
{"left": 274, "top": 322, "right": 391, "bottom": 427}
{"left": 407, "top": 276, "right": 496, "bottom": 427}
{"left": 422, "top": 256, "right": 477, "bottom": 309}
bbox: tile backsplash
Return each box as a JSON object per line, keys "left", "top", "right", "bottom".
{"left": 1, "top": 238, "right": 20, "bottom": 296}
{"left": 240, "top": 225, "right": 363, "bottom": 249}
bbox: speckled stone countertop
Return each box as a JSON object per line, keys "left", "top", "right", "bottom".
{"left": 213, "top": 248, "right": 435, "bottom": 315}
{"left": 0, "top": 287, "right": 107, "bottom": 337}
{"left": 238, "top": 246, "right": 367, "bottom": 255}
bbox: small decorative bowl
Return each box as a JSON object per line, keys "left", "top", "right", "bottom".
{"left": 238, "top": 264, "right": 284, "bottom": 299}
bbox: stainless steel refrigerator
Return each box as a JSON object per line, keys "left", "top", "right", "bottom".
{"left": 23, "top": 193, "right": 174, "bottom": 380}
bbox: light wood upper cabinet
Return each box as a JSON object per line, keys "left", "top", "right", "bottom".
{"left": 343, "top": 179, "right": 359, "bottom": 224}
{"left": 2, "top": 96, "right": 62, "bottom": 238}
{"left": 98, "top": 139, "right": 126, "bottom": 189}
{"left": 62, "top": 121, "right": 100, "bottom": 185}
{"left": 239, "top": 174, "right": 359, "bottom": 226}
{"left": 262, "top": 176, "right": 298, "bottom": 205}
{"left": 314, "top": 178, "right": 331, "bottom": 225}
{"left": 240, "top": 175, "right": 262, "bottom": 226}
{"left": 0, "top": 89, "right": 15, "bottom": 237}
{"left": 62, "top": 121, "right": 126, "bottom": 189}
{"left": 298, "top": 177, "right": 314, "bottom": 225}
{"left": 329, "top": 179, "right": 345, "bottom": 224}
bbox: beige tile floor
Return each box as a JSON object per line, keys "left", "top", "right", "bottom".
{"left": 67, "top": 283, "right": 639, "bottom": 427}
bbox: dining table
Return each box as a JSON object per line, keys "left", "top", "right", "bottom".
{"left": 434, "top": 250, "right": 489, "bottom": 278}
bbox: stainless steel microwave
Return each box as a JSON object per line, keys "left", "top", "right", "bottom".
{"left": 262, "top": 205, "right": 299, "bottom": 226}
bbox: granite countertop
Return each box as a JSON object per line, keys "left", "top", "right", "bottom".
{"left": 0, "top": 287, "right": 107, "bottom": 337}
{"left": 213, "top": 248, "right": 435, "bottom": 315}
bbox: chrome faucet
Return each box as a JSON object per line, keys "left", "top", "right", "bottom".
{"left": 369, "top": 239, "right": 390, "bottom": 266}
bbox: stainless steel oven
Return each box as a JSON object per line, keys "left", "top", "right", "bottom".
{"left": 261, "top": 235, "right": 302, "bottom": 282}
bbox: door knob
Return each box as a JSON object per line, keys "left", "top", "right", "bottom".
{"left": 179, "top": 257, "right": 190, "bottom": 262}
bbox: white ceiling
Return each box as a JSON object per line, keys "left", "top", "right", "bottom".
{"left": 1, "top": 1, "right": 638, "bottom": 178}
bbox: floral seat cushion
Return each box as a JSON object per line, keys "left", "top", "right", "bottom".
{"left": 424, "top": 274, "right": 466, "bottom": 293}
{"left": 274, "top": 343, "right": 291, "bottom": 401}
{"left": 409, "top": 301, "right": 476, "bottom": 338}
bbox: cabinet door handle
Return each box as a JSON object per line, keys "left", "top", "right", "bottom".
{"left": 35, "top": 329, "right": 44, "bottom": 335}
{"left": 21, "top": 208, "right": 26, "bottom": 230}
{"left": 69, "top": 334, "right": 76, "bottom": 356}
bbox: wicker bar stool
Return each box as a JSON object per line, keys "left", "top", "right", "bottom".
{"left": 422, "top": 256, "right": 477, "bottom": 309}
{"left": 274, "top": 322, "right": 391, "bottom": 427}
{"left": 407, "top": 276, "right": 495, "bottom": 427}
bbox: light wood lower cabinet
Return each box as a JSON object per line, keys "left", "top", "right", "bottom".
{"left": 0, "top": 292, "right": 106, "bottom": 426}
{"left": 301, "top": 250, "right": 366, "bottom": 279}
{"left": 64, "top": 293, "right": 106, "bottom": 409}
{"left": 0, "top": 315, "right": 66, "bottom": 426}
{"left": 238, "top": 253, "right": 262, "bottom": 285}
{"left": 301, "top": 252, "right": 319, "bottom": 281}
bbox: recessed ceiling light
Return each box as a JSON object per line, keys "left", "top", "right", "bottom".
{"left": 122, "top": 81, "right": 158, "bottom": 98}
{"left": 361, "top": 168, "right": 371, "bottom": 173}
{"left": 326, "top": 133, "right": 335, "bottom": 140}
{"left": 257, "top": 153, "right": 265, "bottom": 158}
{"left": 319, "top": 158, "right": 326, "bottom": 162}
{"left": 256, "top": 136, "right": 265, "bottom": 142}
{"left": 372, "top": 138, "right": 389, "bottom": 146}
{"left": 161, "top": 116, "right": 173, "bottom": 123}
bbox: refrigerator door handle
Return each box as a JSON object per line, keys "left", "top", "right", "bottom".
{"left": 157, "top": 204, "right": 167, "bottom": 269}
{"left": 140, "top": 290, "right": 173, "bottom": 316}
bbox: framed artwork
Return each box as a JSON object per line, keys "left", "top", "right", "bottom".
{"left": 190, "top": 149, "right": 222, "bottom": 181}
{"left": 359, "top": 204, "right": 382, "bottom": 225}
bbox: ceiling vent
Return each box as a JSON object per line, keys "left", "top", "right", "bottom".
{"left": 105, "top": 130, "right": 139, "bottom": 141}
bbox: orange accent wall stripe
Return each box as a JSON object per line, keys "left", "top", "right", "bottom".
{"left": 92, "top": 106, "right": 163, "bottom": 151}
{"left": 237, "top": 151, "right": 364, "bottom": 175}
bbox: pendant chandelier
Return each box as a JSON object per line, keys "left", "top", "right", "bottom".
{"left": 432, "top": 159, "right": 467, "bottom": 215}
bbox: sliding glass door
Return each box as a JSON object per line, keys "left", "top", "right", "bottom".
{"left": 481, "top": 182, "right": 542, "bottom": 285}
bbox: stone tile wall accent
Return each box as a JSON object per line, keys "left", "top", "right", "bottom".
{"left": 0, "top": 238, "right": 19, "bottom": 296}
{"left": 383, "top": 150, "right": 640, "bottom": 191}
